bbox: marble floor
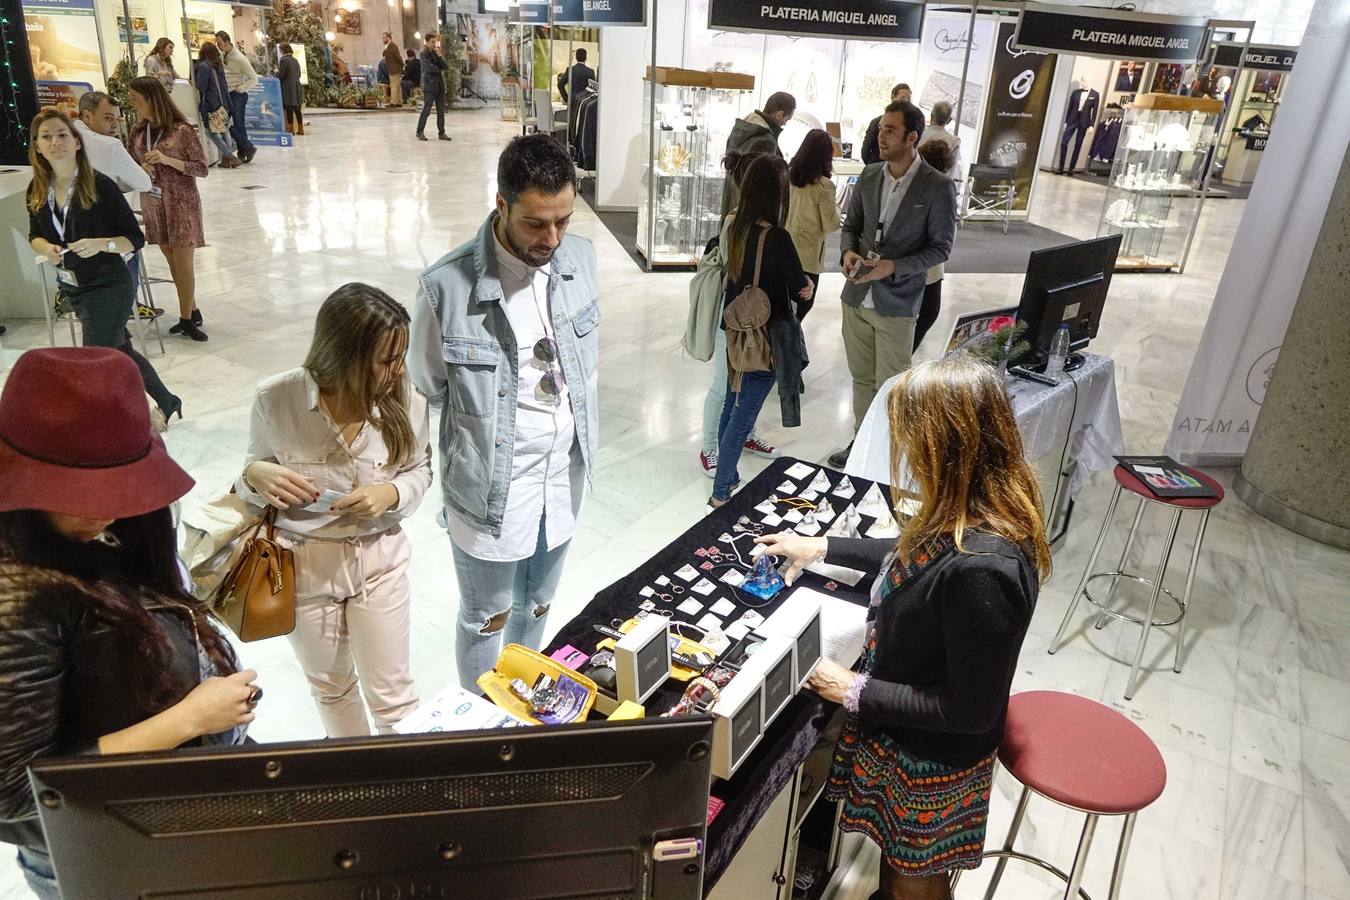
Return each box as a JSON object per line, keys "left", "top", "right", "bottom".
{"left": 1, "top": 109, "right": 1346, "bottom": 900}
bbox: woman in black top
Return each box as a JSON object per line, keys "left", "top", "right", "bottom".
{"left": 0, "top": 348, "right": 259, "bottom": 899}
{"left": 27, "top": 109, "right": 182, "bottom": 422}
{"left": 709, "top": 155, "right": 812, "bottom": 508}
{"left": 757, "top": 354, "right": 1051, "bottom": 900}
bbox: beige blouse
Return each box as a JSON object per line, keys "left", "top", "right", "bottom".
{"left": 237, "top": 367, "right": 433, "bottom": 540}
{"left": 786, "top": 177, "right": 841, "bottom": 275}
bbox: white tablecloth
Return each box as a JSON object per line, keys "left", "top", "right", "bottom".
{"left": 845, "top": 353, "right": 1125, "bottom": 496}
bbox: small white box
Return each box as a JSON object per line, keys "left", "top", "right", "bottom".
{"left": 710, "top": 673, "right": 765, "bottom": 780}
{"left": 739, "top": 634, "right": 796, "bottom": 724}
{"left": 758, "top": 591, "right": 824, "bottom": 690}
{"left": 614, "top": 614, "right": 672, "bottom": 705}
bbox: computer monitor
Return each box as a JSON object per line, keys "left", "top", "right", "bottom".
{"left": 30, "top": 717, "right": 714, "bottom": 899}
{"left": 1011, "top": 233, "right": 1123, "bottom": 368}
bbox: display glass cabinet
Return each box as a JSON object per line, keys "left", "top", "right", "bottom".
{"left": 637, "top": 67, "right": 755, "bottom": 269}
{"left": 1095, "top": 94, "right": 1224, "bottom": 273}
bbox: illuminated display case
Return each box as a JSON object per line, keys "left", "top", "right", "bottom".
{"left": 636, "top": 67, "right": 754, "bottom": 269}
{"left": 1096, "top": 93, "right": 1224, "bottom": 274}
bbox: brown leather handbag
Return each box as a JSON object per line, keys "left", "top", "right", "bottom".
{"left": 212, "top": 506, "right": 296, "bottom": 642}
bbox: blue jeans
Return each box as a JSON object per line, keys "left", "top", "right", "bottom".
{"left": 713, "top": 370, "right": 776, "bottom": 501}
{"left": 203, "top": 124, "right": 235, "bottom": 160}
{"left": 702, "top": 327, "right": 763, "bottom": 454}
{"left": 17, "top": 844, "right": 60, "bottom": 900}
{"left": 450, "top": 514, "right": 569, "bottom": 687}
{"left": 227, "top": 91, "right": 254, "bottom": 155}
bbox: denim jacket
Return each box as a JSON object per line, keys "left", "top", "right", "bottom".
{"left": 408, "top": 212, "right": 600, "bottom": 537}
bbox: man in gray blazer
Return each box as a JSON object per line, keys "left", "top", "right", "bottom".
{"left": 828, "top": 101, "right": 957, "bottom": 468}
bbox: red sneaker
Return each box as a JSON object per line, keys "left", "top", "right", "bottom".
{"left": 700, "top": 449, "right": 718, "bottom": 478}
{"left": 743, "top": 436, "right": 780, "bottom": 458}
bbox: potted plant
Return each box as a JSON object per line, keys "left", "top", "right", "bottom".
{"left": 338, "top": 84, "right": 361, "bottom": 108}
{"left": 362, "top": 88, "right": 380, "bottom": 109}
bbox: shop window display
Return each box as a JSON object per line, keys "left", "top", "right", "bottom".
{"left": 636, "top": 68, "right": 753, "bottom": 268}
{"left": 1095, "top": 93, "right": 1223, "bottom": 273}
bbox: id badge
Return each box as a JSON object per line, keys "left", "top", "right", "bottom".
{"left": 148, "top": 187, "right": 164, "bottom": 200}
{"left": 55, "top": 267, "right": 79, "bottom": 287}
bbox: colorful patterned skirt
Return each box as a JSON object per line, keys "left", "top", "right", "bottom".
{"left": 826, "top": 715, "right": 995, "bottom": 877}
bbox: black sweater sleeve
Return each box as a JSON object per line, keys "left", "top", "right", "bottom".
{"left": 861, "top": 116, "right": 881, "bottom": 166}
{"left": 826, "top": 536, "right": 891, "bottom": 572}
{"left": 858, "top": 555, "right": 1032, "bottom": 734}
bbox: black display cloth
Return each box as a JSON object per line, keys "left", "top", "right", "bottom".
{"left": 544, "top": 457, "right": 892, "bottom": 890}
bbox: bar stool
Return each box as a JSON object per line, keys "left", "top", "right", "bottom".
{"left": 1049, "top": 463, "right": 1224, "bottom": 699}
{"left": 132, "top": 249, "right": 167, "bottom": 357}
{"left": 952, "top": 691, "right": 1166, "bottom": 900}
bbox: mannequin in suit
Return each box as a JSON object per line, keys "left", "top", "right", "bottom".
{"left": 1057, "top": 78, "right": 1099, "bottom": 174}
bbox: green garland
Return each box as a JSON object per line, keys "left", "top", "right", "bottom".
{"left": 962, "top": 321, "right": 1031, "bottom": 369}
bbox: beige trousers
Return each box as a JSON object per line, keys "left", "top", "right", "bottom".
{"left": 282, "top": 528, "right": 419, "bottom": 737}
{"left": 841, "top": 303, "right": 917, "bottom": 430}
{"left": 387, "top": 79, "right": 403, "bottom": 106}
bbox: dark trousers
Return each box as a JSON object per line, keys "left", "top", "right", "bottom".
{"left": 913, "top": 279, "right": 942, "bottom": 351}
{"left": 284, "top": 104, "right": 304, "bottom": 134}
{"left": 799, "top": 272, "right": 820, "bottom": 321}
{"left": 1058, "top": 121, "right": 1089, "bottom": 172}
{"left": 228, "top": 91, "right": 255, "bottom": 155}
{"left": 401, "top": 79, "right": 416, "bottom": 102}
{"left": 67, "top": 268, "right": 175, "bottom": 413}
{"left": 417, "top": 89, "right": 446, "bottom": 136}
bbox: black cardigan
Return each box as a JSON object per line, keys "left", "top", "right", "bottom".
{"left": 826, "top": 531, "right": 1038, "bottom": 767}
{"left": 28, "top": 172, "right": 144, "bottom": 288}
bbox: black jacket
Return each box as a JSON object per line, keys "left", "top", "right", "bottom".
{"left": 28, "top": 172, "right": 145, "bottom": 288}
{"left": 0, "top": 562, "right": 203, "bottom": 849}
{"left": 277, "top": 54, "right": 303, "bottom": 107}
{"left": 420, "top": 48, "right": 447, "bottom": 94}
{"left": 861, "top": 114, "right": 882, "bottom": 165}
{"left": 403, "top": 56, "right": 422, "bottom": 87}
{"left": 722, "top": 223, "right": 809, "bottom": 427}
{"left": 720, "top": 112, "right": 783, "bottom": 215}
{"left": 825, "top": 531, "right": 1038, "bottom": 767}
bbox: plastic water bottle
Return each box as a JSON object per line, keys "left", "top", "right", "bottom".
{"left": 1045, "top": 325, "right": 1071, "bottom": 382}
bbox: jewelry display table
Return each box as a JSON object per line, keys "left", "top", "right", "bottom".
{"left": 544, "top": 457, "right": 884, "bottom": 896}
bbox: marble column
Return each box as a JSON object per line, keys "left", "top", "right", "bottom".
{"left": 1235, "top": 143, "right": 1350, "bottom": 548}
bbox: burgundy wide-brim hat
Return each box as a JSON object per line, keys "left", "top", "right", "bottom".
{"left": 0, "top": 348, "right": 194, "bottom": 519}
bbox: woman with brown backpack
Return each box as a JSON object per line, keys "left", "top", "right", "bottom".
{"left": 710, "top": 155, "right": 813, "bottom": 508}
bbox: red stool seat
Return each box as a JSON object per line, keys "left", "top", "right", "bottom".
{"left": 1113, "top": 463, "right": 1224, "bottom": 510}
{"left": 999, "top": 691, "right": 1166, "bottom": 815}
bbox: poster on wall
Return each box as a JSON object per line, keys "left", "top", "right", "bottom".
{"left": 914, "top": 10, "right": 996, "bottom": 157}
{"left": 970, "top": 21, "right": 1056, "bottom": 212}
{"left": 115, "top": 10, "right": 148, "bottom": 44}
{"left": 36, "top": 80, "right": 92, "bottom": 116}
{"left": 335, "top": 9, "right": 361, "bottom": 35}
{"left": 838, "top": 40, "right": 921, "bottom": 152}
{"left": 21, "top": 0, "right": 104, "bottom": 87}
{"left": 684, "top": 0, "right": 764, "bottom": 79}
{"left": 244, "top": 76, "right": 291, "bottom": 147}
{"left": 708, "top": 0, "right": 924, "bottom": 43}
{"left": 182, "top": 15, "right": 215, "bottom": 50}
{"left": 762, "top": 35, "right": 843, "bottom": 158}
{"left": 461, "top": 14, "right": 511, "bottom": 100}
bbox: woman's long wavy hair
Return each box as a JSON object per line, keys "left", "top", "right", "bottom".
{"left": 0, "top": 507, "right": 239, "bottom": 709}
{"left": 26, "top": 109, "right": 97, "bottom": 214}
{"left": 129, "top": 75, "right": 187, "bottom": 129}
{"left": 887, "top": 355, "right": 1052, "bottom": 579}
{"left": 726, "top": 155, "right": 790, "bottom": 277}
{"left": 303, "top": 283, "right": 417, "bottom": 467}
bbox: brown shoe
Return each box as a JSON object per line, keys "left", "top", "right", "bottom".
{"left": 221, "top": 155, "right": 241, "bottom": 168}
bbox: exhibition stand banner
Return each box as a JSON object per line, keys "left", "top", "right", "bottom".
{"left": 1014, "top": 2, "right": 1209, "bottom": 62}
{"left": 20, "top": 0, "right": 104, "bottom": 86}
{"left": 513, "top": 0, "right": 547, "bottom": 24}
{"left": 552, "top": 0, "right": 643, "bottom": 26}
{"left": 244, "top": 77, "right": 291, "bottom": 148}
{"left": 1211, "top": 42, "right": 1297, "bottom": 72}
{"left": 708, "top": 0, "right": 925, "bottom": 43}
{"left": 971, "top": 21, "right": 1056, "bottom": 211}
{"left": 36, "top": 80, "right": 93, "bottom": 116}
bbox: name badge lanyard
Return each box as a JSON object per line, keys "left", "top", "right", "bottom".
{"left": 47, "top": 180, "right": 76, "bottom": 255}
{"left": 875, "top": 175, "right": 903, "bottom": 246}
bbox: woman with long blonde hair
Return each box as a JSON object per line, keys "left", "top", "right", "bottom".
{"left": 26, "top": 108, "right": 181, "bottom": 421}
{"left": 238, "top": 283, "right": 432, "bottom": 736}
{"left": 757, "top": 354, "right": 1050, "bottom": 900}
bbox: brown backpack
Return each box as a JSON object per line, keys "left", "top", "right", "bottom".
{"left": 723, "top": 226, "right": 773, "bottom": 389}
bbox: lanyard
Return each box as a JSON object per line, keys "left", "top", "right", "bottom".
{"left": 876, "top": 172, "right": 903, "bottom": 244}
{"left": 47, "top": 180, "right": 76, "bottom": 243}
{"left": 147, "top": 127, "right": 162, "bottom": 153}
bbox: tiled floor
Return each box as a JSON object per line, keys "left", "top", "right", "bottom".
{"left": 1, "top": 109, "right": 1346, "bottom": 899}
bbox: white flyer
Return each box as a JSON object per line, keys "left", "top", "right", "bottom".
{"left": 785, "top": 462, "right": 816, "bottom": 480}
{"left": 719, "top": 568, "right": 746, "bottom": 587}
{"left": 696, "top": 613, "right": 724, "bottom": 632}
{"left": 691, "top": 577, "right": 717, "bottom": 596}
{"left": 677, "top": 598, "right": 705, "bottom": 616}
{"left": 674, "top": 564, "right": 700, "bottom": 582}
{"left": 710, "top": 597, "right": 737, "bottom": 617}
{"left": 394, "top": 685, "right": 528, "bottom": 734}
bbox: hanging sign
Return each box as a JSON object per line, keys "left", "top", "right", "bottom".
{"left": 1013, "top": 2, "right": 1209, "bottom": 62}
{"left": 708, "top": 0, "right": 925, "bottom": 43}
{"left": 515, "top": 0, "right": 548, "bottom": 24}
{"left": 1211, "top": 42, "right": 1297, "bottom": 72}
{"left": 970, "top": 21, "right": 1057, "bottom": 213}
{"left": 552, "top": 0, "right": 644, "bottom": 26}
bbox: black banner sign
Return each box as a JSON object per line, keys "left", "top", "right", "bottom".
{"left": 552, "top": 0, "right": 644, "bottom": 25}
{"left": 708, "top": 0, "right": 924, "bottom": 43}
{"left": 972, "top": 21, "right": 1057, "bottom": 212}
{"left": 1014, "top": 2, "right": 1209, "bottom": 62}
{"left": 1212, "top": 43, "right": 1297, "bottom": 72}
{"left": 516, "top": 0, "right": 548, "bottom": 24}
{"left": 1246, "top": 134, "right": 1269, "bottom": 151}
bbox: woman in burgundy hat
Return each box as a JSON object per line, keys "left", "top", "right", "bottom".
{"left": 0, "top": 348, "right": 260, "bottom": 900}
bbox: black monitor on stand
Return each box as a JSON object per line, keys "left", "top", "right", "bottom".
{"left": 29, "top": 717, "right": 714, "bottom": 899}
{"left": 1010, "top": 233, "right": 1122, "bottom": 377}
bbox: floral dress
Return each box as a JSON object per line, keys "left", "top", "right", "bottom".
{"left": 825, "top": 536, "right": 997, "bottom": 877}
{"left": 130, "top": 121, "right": 207, "bottom": 248}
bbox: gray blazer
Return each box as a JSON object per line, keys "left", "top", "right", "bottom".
{"left": 840, "top": 159, "right": 957, "bottom": 318}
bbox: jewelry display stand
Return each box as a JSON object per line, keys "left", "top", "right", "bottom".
{"left": 636, "top": 66, "right": 755, "bottom": 269}
{"left": 1094, "top": 93, "right": 1224, "bottom": 274}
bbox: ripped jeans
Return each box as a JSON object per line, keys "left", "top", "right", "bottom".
{"left": 450, "top": 514, "right": 569, "bottom": 688}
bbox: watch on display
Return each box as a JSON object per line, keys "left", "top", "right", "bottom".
{"left": 106, "top": 240, "right": 117, "bottom": 252}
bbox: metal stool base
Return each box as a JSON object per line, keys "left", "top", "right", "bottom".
{"left": 956, "top": 850, "right": 1092, "bottom": 900}
{"left": 1083, "top": 572, "right": 1185, "bottom": 628}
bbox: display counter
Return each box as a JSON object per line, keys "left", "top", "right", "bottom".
{"left": 0, "top": 166, "right": 47, "bottom": 323}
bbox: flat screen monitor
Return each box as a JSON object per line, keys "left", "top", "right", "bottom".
{"left": 30, "top": 718, "right": 714, "bottom": 899}
{"left": 1011, "top": 234, "right": 1123, "bottom": 368}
